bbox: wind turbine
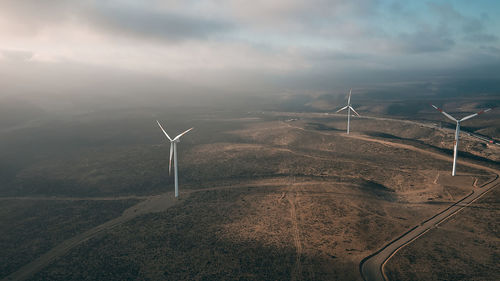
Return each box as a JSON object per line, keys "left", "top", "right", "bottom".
{"left": 430, "top": 104, "right": 492, "bottom": 176}
{"left": 156, "top": 120, "right": 193, "bottom": 198}
{"left": 336, "top": 88, "right": 360, "bottom": 134}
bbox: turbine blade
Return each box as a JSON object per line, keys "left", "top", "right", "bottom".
{"left": 336, "top": 106, "right": 348, "bottom": 113}
{"left": 156, "top": 120, "right": 172, "bottom": 141}
{"left": 430, "top": 104, "right": 457, "bottom": 122}
{"left": 173, "top": 127, "right": 194, "bottom": 141}
{"left": 349, "top": 106, "right": 360, "bottom": 116}
{"left": 460, "top": 113, "right": 478, "bottom": 122}
{"left": 169, "top": 142, "right": 173, "bottom": 175}
{"left": 460, "top": 108, "right": 492, "bottom": 122}
{"left": 347, "top": 88, "right": 352, "bottom": 105}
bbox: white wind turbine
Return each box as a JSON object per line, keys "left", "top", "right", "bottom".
{"left": 157, "top": 120, "right": 193, "bottom": 198}
{"left": 336, "top": 88, "right": 360, "bottom": 134}
{"left": 430, "top": 104, "right": 492, "bottom": 176}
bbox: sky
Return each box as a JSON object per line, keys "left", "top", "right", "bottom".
{"left": 0, "top": 0, "right": 499, "bottom": 109}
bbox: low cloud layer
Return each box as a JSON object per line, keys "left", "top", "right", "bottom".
{"left": 1, "top": 0, "right": 499, "bottom": 108}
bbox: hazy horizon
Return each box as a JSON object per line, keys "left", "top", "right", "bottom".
{"left": 1, "top": 2, "right": 500, "bottom": 280}
{"left": 1, "top": 0, "right": 500, "bottom": 111}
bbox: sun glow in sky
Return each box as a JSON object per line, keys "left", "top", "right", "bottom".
{"left": 1, "top": 0, "right": 499, "bottom": 105}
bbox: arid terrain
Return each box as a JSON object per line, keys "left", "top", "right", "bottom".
{"left": 1, "top": 98, "right": 499, "bottom": 281}
{"left": 2, "top": 1, "right": 500, "bottom": 280}
{"left": 385, "top": 186, "right": 500, "bottom": 281}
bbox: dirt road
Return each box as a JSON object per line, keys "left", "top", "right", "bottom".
{"left": 2, "top": 193, "right": 179, "bottom": 281}
{"left": 288, "top": 192, "right": 303, "bottom": 281}
{"left": 1, "top": 183, "right": 287, "bottom": 281}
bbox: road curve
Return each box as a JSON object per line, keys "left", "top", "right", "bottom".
{"left": 275, "top": 111, "right": 500, "bottom": 280}
{"left": 279, "top": 116, "right": 500, "bottom": 281}
{"left": 360, "top": 176, "right": 498, "bottom": 281}
{"left": 352, "top": 135, "right": 500, "bottom": 281}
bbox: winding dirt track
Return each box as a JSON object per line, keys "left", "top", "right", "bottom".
{"left": 2, "top": 193, "right": 180, "bottom": 281}
{"left": 347, "top": 134, "right": 500, "bottom": 281}
{"left": 2, "top": 183, "right": 285, "bottom": 281}
{"left": 288, "top": 192, "right": 303, "bottom": 281}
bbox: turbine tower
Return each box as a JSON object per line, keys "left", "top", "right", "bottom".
{"left": 336, "top": 88, "right": 360, "bottom": 134}
{"left": 156, "top": 120, "right": 193, "bottom": 198}
{"left": 430, "top": 104, "right": 492, "bottom": 176}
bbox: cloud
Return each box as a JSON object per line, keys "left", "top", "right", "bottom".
{"left": 83, "top": 2, "right": 234, "bottom": 42}
{"left": 221, "top": 0, "right": 379, "bottom": 27}
{"left": 0, "top": 1, "right": 234, "bottom": 43}
{"left": 480, "top": 45, "right": 500, "bottom": 56}
{"left": 0, "top": 0, "right": 77, "bottom": 35}
{"left": 0, "top": 0, "right": 500, "bottom": 107}
{"left": 397, "top": 27, "right": 455, "bottom": 53}
{"left": 0, "top": 49, "right": 34, "bottom": 61}
{"left": 428, "top": 2, "right": 498, "bottom": 43}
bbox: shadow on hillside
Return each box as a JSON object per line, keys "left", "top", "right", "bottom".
{"left": 31, "top": 189, "right": 361, "bottom": 281}
{"left": 364, "top": 131, "right": 500, "bottom": 170}
{"left": 358, "top": 179, "right": 397, "bottom": 202}
{"left": 306, "top": 122, "right": 343, "bottom": 132}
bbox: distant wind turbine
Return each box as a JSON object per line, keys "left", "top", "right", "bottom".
{"left": 156, "top": 120, "right": 193, "bottom": 198}
{"left": 336, "top": 88, "right": 360, "bottom": 134}
{"left": 430, "top": 104, "right": 492, "bottom": 176}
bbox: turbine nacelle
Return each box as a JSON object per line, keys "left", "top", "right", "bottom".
{"left": 336, "top": 88, "right": 360, "bottom": 134}
{"left": 430, "top": 104, "right": 492, "bottom": 123}
{"left": 430, "top": 104, "right": 492, "bottom": 176}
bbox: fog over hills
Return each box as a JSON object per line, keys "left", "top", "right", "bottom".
{"left": 1, "top": 0, "right": 499, "bottom": 113}
{"left": 1, "top": 1, "right": 500, "bottom": 281}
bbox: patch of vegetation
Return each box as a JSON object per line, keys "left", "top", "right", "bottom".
{"left": 31, "top": 190, "right": 300, "bottom": 281}
{"left": 0, "top": 199, "right": 139, "bottom": 279}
